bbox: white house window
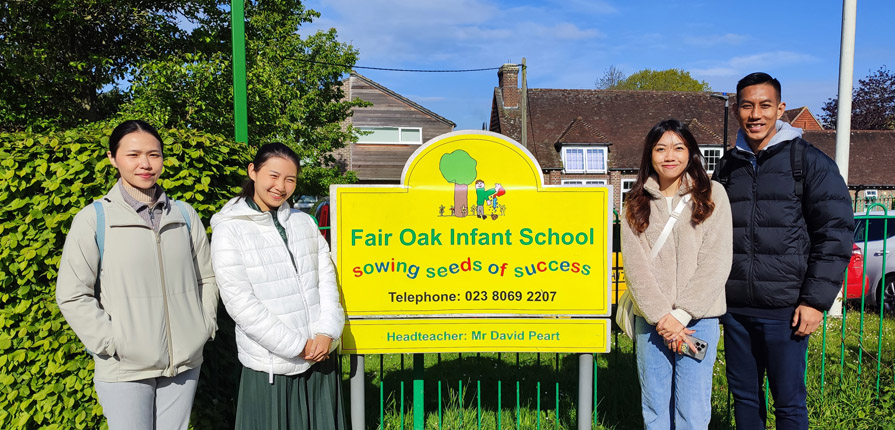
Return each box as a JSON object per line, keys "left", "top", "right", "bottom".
{"left": 357, "top": 127, "right": 422, "bottom": 144}
{"left": 561, "top": 146, "right": 608, "bottom": 173}
{"left": 561, "top": 179, "right": 606, "bottom": 185}
{"left": 621, "top": 179, "right": 636, "bottom": 202}
{"left": 700, "top": 147, "right": 723, "bottom": 173}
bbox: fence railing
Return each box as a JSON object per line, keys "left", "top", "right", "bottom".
{"left": 853, "top": 195, "right": 895, "bottom": 213}
{"left": 320, "top": 208, "right": 895, "bottom": 429}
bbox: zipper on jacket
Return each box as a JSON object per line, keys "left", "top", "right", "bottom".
{"left": 155, "top": 232, "right": 177, "bottom": 377}
{"left": 747, "top": 162, "right": 758, "bottom": 305}
{"left": 269, "top": 212, "right": 313, "bottom": 362}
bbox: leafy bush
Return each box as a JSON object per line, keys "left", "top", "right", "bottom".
{"left": 0, "top": 123, "right": 252, "bottom": 429}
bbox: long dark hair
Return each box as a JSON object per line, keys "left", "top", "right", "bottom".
{"left": 624, "top": 119, "right": 714, "bottom": 234}
{"left": 109, "top": 120, "right": 163, "bottom": 157}
{"left": 238, "top": 142, "right": 302, "bottom": 201}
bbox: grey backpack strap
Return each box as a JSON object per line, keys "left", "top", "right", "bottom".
{"left": 93, "top": 201, "right": 106, "bottom": 262}
{"left": 173, "top": 200, "right": 192, "bottom": 232}
{"left": 91, "top": 201, "right": 105, "bottom": 327}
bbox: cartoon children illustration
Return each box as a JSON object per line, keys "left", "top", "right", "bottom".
{"left": 490, "top": 182, "right": 505, "bottom": 210}
{"left": 474, "top": 180, "right": 503, "bottom": 220}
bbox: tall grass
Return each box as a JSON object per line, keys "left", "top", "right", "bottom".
{"left": 347, "top": 308, "right": 895, "bottom": 429}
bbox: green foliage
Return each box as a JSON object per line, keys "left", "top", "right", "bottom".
{"left": 0, "top": 124, "right": 252, "bottom": 429}
{"left": 608, "top": 68, "right": 711, "bottom": 92}
{"left": 120, "top": 0, "right": 368, "bottom": 196}
{"left": 0, "top": 0, "right": 227, "bottom": 131}
{"left": 439, "top": 150, "right": 478, "bottom": 185}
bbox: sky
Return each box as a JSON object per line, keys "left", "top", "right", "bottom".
{"left": 299, "top": 0, "right": 895, "bottom": 131}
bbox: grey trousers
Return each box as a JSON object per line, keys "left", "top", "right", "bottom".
{"left": 94, "top": 367, "right": 201, "bottom": 430}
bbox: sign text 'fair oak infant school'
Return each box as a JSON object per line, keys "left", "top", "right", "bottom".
{"left": 331, "top": 131, "right": 612, "bottom": 353}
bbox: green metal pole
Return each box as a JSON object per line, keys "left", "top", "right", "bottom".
{"left": 230, "top": 0, "right": 248, "bottom": 143}
{"left": 820, "top": 312, "right": 828, "bottom": 396}
{"left": 497, "top": 380, "right": 502, "bottom": 430}
{"left": 413, "top": 354, "right": 424, "bottom": 430}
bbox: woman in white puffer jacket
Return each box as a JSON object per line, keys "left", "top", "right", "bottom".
{"left": 210, "top": 142, "right": 346, "bottom": 429}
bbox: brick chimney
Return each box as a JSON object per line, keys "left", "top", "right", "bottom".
{"left": 498, "top": 64, "right": 520, "bottom": 109}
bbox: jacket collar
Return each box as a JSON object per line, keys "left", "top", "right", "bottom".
{"left": 735, "top": 120, "right": 802, "bottom": 155}
{"left": 103, "top": 184, "right": 179, "bottom": 229}
{"left": 642, "top": 174, "right": 692, "bottom": 199}
{"left": 210, "top": 196, "right": 293, "bottom": 228}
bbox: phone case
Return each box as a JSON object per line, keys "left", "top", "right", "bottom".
{"left": 679, "top": 335, "right": 708, "bottom": 360}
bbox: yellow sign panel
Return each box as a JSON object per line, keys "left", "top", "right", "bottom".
{"left": 331, "top": 131, "right": 612, "bottom": 317}
{"left": 341, "top": 318, "right": 610, "bottom": 354}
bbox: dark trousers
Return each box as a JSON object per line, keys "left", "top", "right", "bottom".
{"left": 721, "top": 313, "right": 809, "bottom": 430}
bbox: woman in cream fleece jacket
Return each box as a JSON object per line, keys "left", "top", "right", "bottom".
{"left": 621, "top": 119, "right": 732, "bottom": 430}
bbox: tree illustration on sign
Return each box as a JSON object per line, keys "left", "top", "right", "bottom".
{"left": 439, "top": 150, "right": 477, "bottom": 217}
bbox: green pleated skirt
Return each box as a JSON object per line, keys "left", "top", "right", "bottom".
{"left": 235, "top": 355, "right": 348, "bottom": 430}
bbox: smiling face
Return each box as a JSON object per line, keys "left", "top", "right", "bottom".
{"left": 248, "top": 156, "right": 298, "bottom": 211}
{"left": 651, "top": 131, "right": 689, "bottom": 191}
{"left": 107, "top": 131, "right": 164, "bottom": 190}
{"left": 736, "top": 83, "right": 786, "bottom": 151}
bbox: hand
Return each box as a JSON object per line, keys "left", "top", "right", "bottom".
{"left": 655, "top": 314, "right": 686, "bottom": 341}
{"left": 792, "top": 304, "right": 824, "bottom": 336}
{"left": 303, "top": 334, "right": 333, "bottom": 362}
{"left": 666, "top": 331, "right": 697, "bottom": 354}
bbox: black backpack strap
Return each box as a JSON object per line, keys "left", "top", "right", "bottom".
{"left": 791, "top": 139, "right": 805, "bottom": 199}
{"left": 713, "top": 149, "right": 733, "bottom": 186}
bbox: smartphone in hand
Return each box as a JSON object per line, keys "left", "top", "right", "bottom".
{"left": 678, "top": 335, "right": 708, "bottom": 360}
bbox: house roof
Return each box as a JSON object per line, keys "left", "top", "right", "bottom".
{"left": 783, "top": 106, "right": 824, "bottom": 131}
{"left": 555, "top": 117, "right": 609, "bottom": 146}
{"left": 491, "top": 88, "right": 737, "bottom": 170}
{"left": 686, "top": 118, "right": 724, "bottom": 147}
{"left": 489, "top": 77, "right": 893, "bottom": 186}
{"left": 804, "top": 130, "right": 895, "bottom": 187}
{"left": 350, "top": 72, "right": 456, "bottom": 128}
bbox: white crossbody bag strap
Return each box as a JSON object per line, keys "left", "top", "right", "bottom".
{"left": 649, "top": 194, "right": 691, "bottom": 260}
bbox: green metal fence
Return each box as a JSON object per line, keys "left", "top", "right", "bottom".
{"left": 853, "top": 195, "right": 895, "bottom": 213}
{"left": 319, "top": 208, "right": 895, "bottom": 429}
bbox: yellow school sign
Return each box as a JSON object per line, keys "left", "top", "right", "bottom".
{"left": 331, "top": 131, "right": 612, "bottom": 353}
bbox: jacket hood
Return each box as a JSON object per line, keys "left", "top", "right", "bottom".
{"left": 210, "top": 197, "right": 293, "bottom": 228}
{"left": 735, "top": 120, "right": 802, "bottom": 154}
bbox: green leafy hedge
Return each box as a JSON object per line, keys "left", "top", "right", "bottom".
{"left": 0, "top": 124, "right": 252, "bottom": 429}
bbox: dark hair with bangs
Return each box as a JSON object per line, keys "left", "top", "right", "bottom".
{"left": 624, "top": 119, "right": 715, "bottom": 234}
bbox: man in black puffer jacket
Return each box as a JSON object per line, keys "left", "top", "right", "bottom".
{"left": 713, "top": 73, "right": 853, "bottom": 430}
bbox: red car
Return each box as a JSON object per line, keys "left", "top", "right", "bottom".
{"left": 844, "top": 243, "right": 872, "bottom": 300}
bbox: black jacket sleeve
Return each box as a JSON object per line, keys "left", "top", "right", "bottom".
{"left": 799, "top": 142, "right": 854, "bottom": 310}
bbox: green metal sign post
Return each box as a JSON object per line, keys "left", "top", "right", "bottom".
{"left": 231, "top": 0, "right": 248, "bottom": 144}
{"left": 413, "top": 354, "right": 425, "bottom": 429}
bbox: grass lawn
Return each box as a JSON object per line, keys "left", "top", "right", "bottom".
{"left": 345, "top": 307, "right": 895, "bottom": 429}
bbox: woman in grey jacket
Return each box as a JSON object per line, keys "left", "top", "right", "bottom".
{"left": 621, "top": 119, "right": 732, "bottom": 429}
{"left": 56, "top": 120, "right": 218, "bottom": 430}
